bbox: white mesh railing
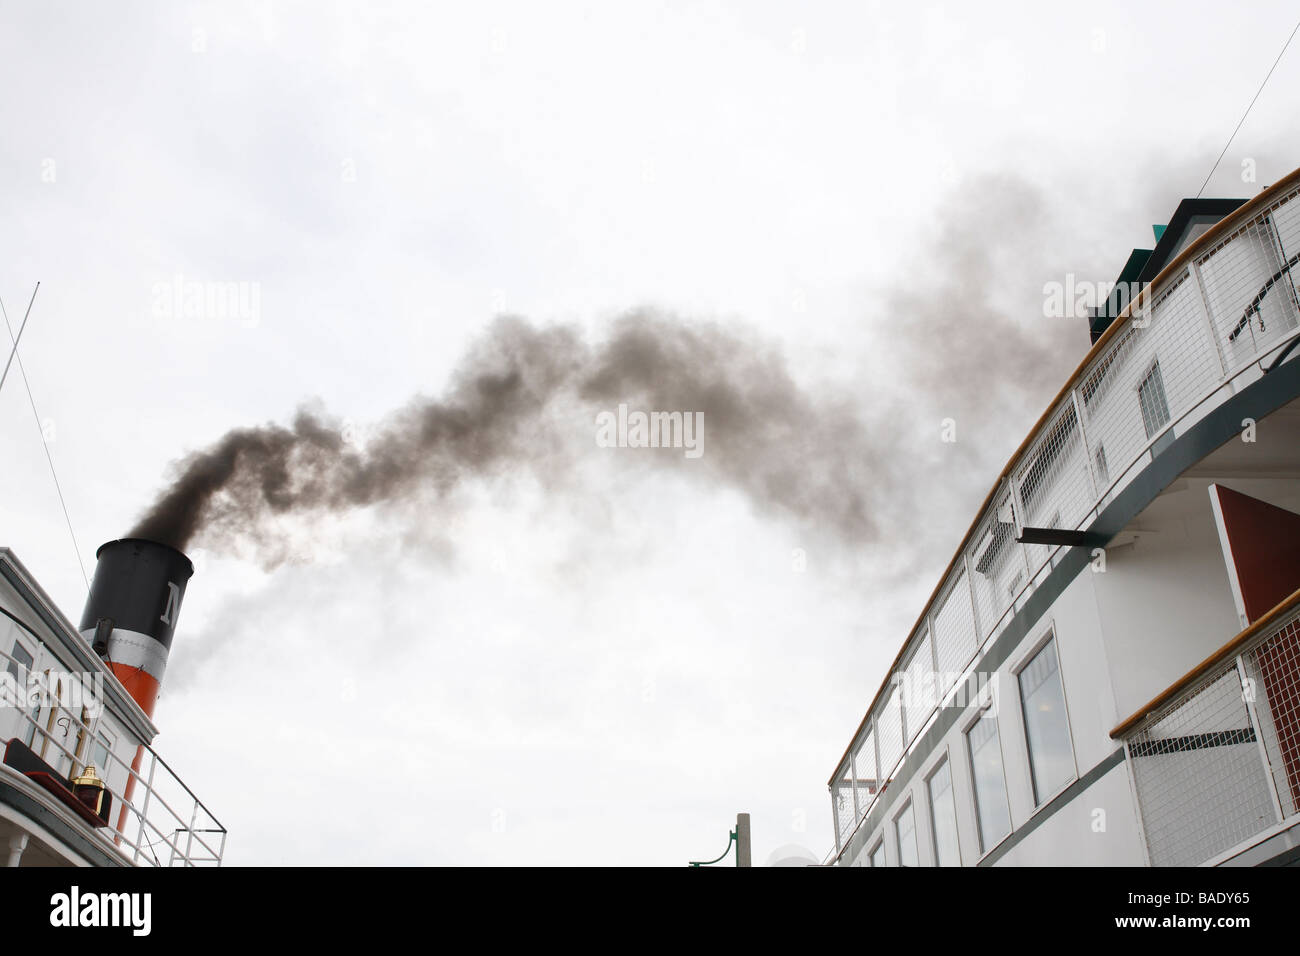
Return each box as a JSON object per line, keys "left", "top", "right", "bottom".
{"left": 874, "top": 685, "right": 904, "bottom": 784}
{"left": 830, "top": 174, "right": 1300, "bottom": 859}
{"left": 832, "top": 765, "right": 854, "bottom": 850}
{"left": 1015, "top": 398, "right": 1094, "bottom": 576}
{"left": 901, "top": 631, "right": 934, "bottom": 744}
{"left": 1120, "top": 598, "right": 1300, "bottom": 866}
{"left": 1198, "top": 210, "right": 1300, "bottom": 375}
{"left": 852, "top": 727, "right": 877, "bottom": 823}
{"left": 1244, "top": 614, "right": 1300, "bottom": 820}
{"left": 966, "top": 490, "right": 1026, "bottom": 645}
{"left": 932, "top": 570, "right": 978, "bottom": 695}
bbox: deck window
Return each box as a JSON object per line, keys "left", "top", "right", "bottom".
{"left": 927, "top": 757, "right": 961, "bottom": 866}
{"left": 6, "top": 638, "right": 34, "bottom": 680}
{"left": 1138, "top": 360, "right": 1171, "bottom": 439}
{"left": 894, "top": 800, "right": 919, "bottom": 867}
{"left": 1018, "top": 638, "right": 1076, "bottom": 804}
{"left": 966, "top": 712, "right": 1012, "bottom": 852}
{"left": 91, "top": 729, "right": 115, "bottom": 774}
{"left": 869, "top": 839, "right": 886, "bottom": 868}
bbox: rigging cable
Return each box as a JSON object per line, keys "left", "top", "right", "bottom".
{"left": 1196, "top": 17, "right": 1300, "bottom": 198}
{"left": 0, "top": 287, "right": 91, "bottom": 591}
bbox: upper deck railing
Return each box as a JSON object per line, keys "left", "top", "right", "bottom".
{"left": 828, "top": 168, "right": 1300, "bottom": 859}
{"left": 1, "top": 644, "right": 226, "bottom": 867}
{"left": 1111, "top": 588, "right": 1300, "bottom": 866}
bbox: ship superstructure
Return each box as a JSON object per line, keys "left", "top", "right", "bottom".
{"left": 828, "top": 168, "right": 1300, "bottom": 867}
{"left": 0, "top": 541, "right": 224, "bottom": 867}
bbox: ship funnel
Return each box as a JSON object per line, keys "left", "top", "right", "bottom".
{"left": 79, "top": 538, "right": 194, "bottom": 719}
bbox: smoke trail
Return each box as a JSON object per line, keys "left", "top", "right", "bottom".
{"left": 129, "top": 311, "right": 896, "bottom": 560}
{"left": 131, "top": 173, "right": 1101, "bottom": 566}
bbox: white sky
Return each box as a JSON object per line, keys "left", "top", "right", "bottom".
{"left": 2, "top": 1, "right": 1299, "bottom": 865}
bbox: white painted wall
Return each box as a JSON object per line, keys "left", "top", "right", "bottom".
{"left": 842, "top": 565, "right": 1146, "bottom": 866}
{"left": 992, "top": 762, "right": 1145, "bottom": 866}
{"left": 1091, "top": 488, "right": 1241, "bottom": 722}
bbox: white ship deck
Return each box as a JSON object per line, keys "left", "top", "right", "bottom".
{"left": 829, "top": 167, "right": 1300, "bottom": 867}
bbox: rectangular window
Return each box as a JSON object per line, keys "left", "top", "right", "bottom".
{"left": 869, "top": 839, "right": 886, "bottom": 868}
{"left": 6, "top": 639, "right": 34, "bottom": 680}
{"left": 966, "top": 713, "right": 1012, "bottom": 853}
{"left": 1019, "top": 638, "right": 1075, "bottom": 804}
{"left": 894, "top": 800, "right": 919, "bottom": 868}
{"left": 91, "top": 730, "right": 115, "bottom": 776}
{"left": 927, "top": 758, "right": 961, "bottom": 867}
{"left": 1138, "top": 360, "right": 1171, "bottom": 439}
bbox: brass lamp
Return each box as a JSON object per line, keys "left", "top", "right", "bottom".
{"left": 71, "top": 764, "right": 107, "bottom": 816}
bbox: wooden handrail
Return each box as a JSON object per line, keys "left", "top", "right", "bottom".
{"left": 1110, "top": 586, "right": 1300, "bottom": 739}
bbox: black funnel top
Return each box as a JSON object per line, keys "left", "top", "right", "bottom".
{"left": 79, "top": 538, "right": 195, "bottom": 650}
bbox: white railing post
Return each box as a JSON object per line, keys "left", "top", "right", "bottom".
{"left": 869, "top": 715, "right": 880, "bottom": 814}
{"left": 182, "top": 801, "right": 200, "bottom": 866}
{"left": 1070, "top": 387, "right": 1099, "bottom": 502}
{"left": 135, "top": 753, "right": 157, "bottom": 866}
{"left": 848, "top": 753, "right": 859, "bottom": 823}
{"left": 1235, "top": 655, "right": 1287, "bottom": 826}
{"left": 1262, "top": 215, "right": 1300, "bottom": 328}
{"left": 1189, "top": 259, "right": 1231, "bottom": 380}
{"left": 1120, "top": 743, "right": 1153, "bottom": 867}
{"left": 960, "top": 554, "right": 982, "bottom": 646}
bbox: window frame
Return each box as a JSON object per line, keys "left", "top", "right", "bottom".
{"left": 868, "top": 837, "right": 887, "bottom": 868}
{"left": 1136, "top": 357, "right": 1171, "bottom": 440}
{"left": 6, "top": 636, "right": 35, "bottom": 681}
{"left": 3, "top": 637, "right": 35, "bottom": 715}
{"left": 963, "top": 700, "right": 1013, "bottom": 860}
{"left": 90, "top": 726, "right": 117, "bottom": 782}
{"left": 1011, "top": 629, "right": 1080, "bottom": 810}
{"left": 925, "top": 749, "right": 963, "bottom": 867}
{"left": 893, "top": 796, "right": 920, "bottom": 868}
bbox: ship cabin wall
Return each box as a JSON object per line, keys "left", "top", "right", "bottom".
{"left": 843, "top": 564, "right": 1148, "bottom": 867}
{"left": 0, "top": 573, "right": 142, "bottom": 798}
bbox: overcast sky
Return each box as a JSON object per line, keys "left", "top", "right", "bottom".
{"left": 2, "top": 1, "right": 1299, "bottom": 865}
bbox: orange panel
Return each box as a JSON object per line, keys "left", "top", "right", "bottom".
{"left": 106, "top": 664, "right": 159, "bottom": 843}
{"left": 106, "top": 663, "right": 160, "bottom": 719}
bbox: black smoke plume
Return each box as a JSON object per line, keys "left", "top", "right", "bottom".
{"left": 130, "top": 311, "right": 893, "bottom": 560}
{"left": 131, "top": 174, "right": 1096, "bottom": 567}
